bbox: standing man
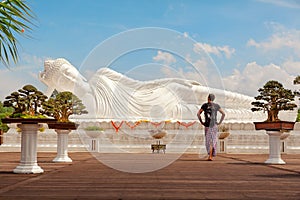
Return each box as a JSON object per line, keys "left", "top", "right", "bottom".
{"left": 197, "top": 94, "right": 225, "bottom": 161}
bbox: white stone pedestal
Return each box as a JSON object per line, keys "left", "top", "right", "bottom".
{"left": 89, "top": 138, "right": 99, "bottom": 152}
{"left": 14, "top": 123, "right": 44, "bottom": 174}
{"left": 53, "top": 129, "right": 72, "bottom": 162}
{"left": 265, "top": 131, "right": 286, "bottom": 164}
{"left": 218, "top": 139, "right": 227, "bottom": 153}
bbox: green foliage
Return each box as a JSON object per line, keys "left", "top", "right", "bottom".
{"left": 294, "top": 76, "right": 300, "bottom": 122}
{"left": 3, "top": 84, "right": 48, "bottom": 118}
{"left": 294, "top": 75, "right": 300, "bottom": 85}
{"left": 43, "top": 91, "right": 88, "bottom": 122}
{"left": 0, "top": 101, "right": 13, "bottom": 131}
{"left": 84, "top": 126, "right": 104, "bottom": 131}
{"left": 251, "top": 80, "right": 297, "bottom": 122}
{"left": 0, "top": 0, "right": 35, "bottom": 66}
{"left": 294, "top": 75, "right": 300, "bottom": 100}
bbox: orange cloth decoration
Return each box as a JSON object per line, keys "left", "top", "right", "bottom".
{"left": 150, "top": 121, "right": 163, "bottom": 128}
{"left": 177, "top": 121, "right": 196, "bottom": 129}
{"left": 125, "top": 121, "right": 141, "bottom": 129}
{"left": 111, "top": 121, "right": 124, "bottom": 133}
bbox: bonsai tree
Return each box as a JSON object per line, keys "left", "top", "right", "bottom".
{"left": 43, "top": 91, "right": 88, "bottom": 122}
{"left": 251, "top": 80, "right": 297, "bottom": 122}
{"left": 3, "top": 84, "right": 48, "bottom": 118}
{"left": 0, "top": 0, "right": 34, "bottom": 66}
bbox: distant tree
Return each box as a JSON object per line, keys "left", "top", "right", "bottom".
{"left": 251, "top": 80, "right": 297, "bottom": 122}
{"left": 294, "top": 75, "right": 300, "bottom": 122}
{"left": 43, "top": 91, "right": 88, "bottom": 122}
{"left": 294, "top": 75, "right": 300, "bottom": 85}
{"left": 0, "top": 0, "right": 35, "bottom": 66}
{"left": 3, "top": 84, "right": 48, "bottom": 118}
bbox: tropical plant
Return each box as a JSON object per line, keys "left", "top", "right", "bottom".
{"left": 251, "top": 80, "right": 297, "bottom": 122}
{"left": 42, "top": 91, "right": 88, "bottom": 122}
{"left": 3, "top": 84, "right": 48, "bottom": 118}
{"left": 0, "top": 0, "right": 34, "bottom": 66}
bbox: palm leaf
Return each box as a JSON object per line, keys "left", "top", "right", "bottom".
{"left": 0, "top": 0, "right": 35, "bottom": 67}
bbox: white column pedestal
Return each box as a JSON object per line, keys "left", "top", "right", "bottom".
{"left": 89, "top": 138, "right": 99, "bottom": 152}
{"left": 14, "top": 123, "right": 44, "bottom": 174}
{"left": 265, "top": 131, "right": 286, "bottom": 164}
{"left": 53, "top": 129, "right": 72, "bottom": 162}
{"left": 218, "top": 139, "right": 227, "bottom": 153}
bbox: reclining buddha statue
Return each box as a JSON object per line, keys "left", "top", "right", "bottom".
{"left": 39, "top": 58, "right": 275, "bottom": 122}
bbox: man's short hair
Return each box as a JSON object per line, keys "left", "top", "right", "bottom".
{"left": 208, "top": 94, "right": 215, "bottom": 101}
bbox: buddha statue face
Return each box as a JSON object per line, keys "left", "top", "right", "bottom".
{"left": 39, "top": 58, "right": 89, "bottom": 96}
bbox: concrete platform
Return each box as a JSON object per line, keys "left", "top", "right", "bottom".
{"left": 0, "top": 152, "right": 299, "bottom": 199}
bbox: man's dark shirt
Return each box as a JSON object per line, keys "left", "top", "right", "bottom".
{"left": 201, "top": 102, "right": 220, "bottom": 127}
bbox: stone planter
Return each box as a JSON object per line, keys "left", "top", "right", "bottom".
{"left": 218, "top": 132, "right": 230, "bottom": 140}
{"left": 84, "top": 130, "right": 104, "bottom": 152}
{"left": 254, "top": 121, "right": 295, "bottom": 164}
{"left": 1, "top": 118, "right": 56, "bottom": 173}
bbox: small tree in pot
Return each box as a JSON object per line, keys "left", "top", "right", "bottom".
{"left": 42, "top": 91, "right": 88, "bottom": 162}
{"left": 251, "top": 80, "right": 298, "bottom": 164}
{"left": 43, "top": 91, "right": 88, "bottom": 129}
{"left": 251, "top": 80, "right": 297, "bottom": 123}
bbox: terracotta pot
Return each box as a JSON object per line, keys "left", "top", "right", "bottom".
{"left": 47, "top": 122, "right": 79, "bottom": 130}
{"left": 254, "top": 121, "right": 295, "bottom": 131}
{"left": 2, "top": 118, "right": 56, "bottom": 124}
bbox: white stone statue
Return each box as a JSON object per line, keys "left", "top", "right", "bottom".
{"left": 40, "top": 58, "right": 291, "bottom": 122}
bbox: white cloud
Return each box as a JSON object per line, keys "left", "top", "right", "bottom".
{"left": 247, "top": 24, "right": 300, "bottom": 57}
{"left": 0, "top": 54, "right": 47, "bottom": 101}
{"left": 183, "top": 32, "right": 189, "bottom": 38}
{"left": 282, "top": 59, "right": 300, "bottom": 75}
{"left": 257, "top": 0, "right": 300, "bottom": 9}
{"left": 223, "top": 62, "right": 297, "bottom": 96}
{"left": 193, "top": 42, "right": 235, "bottom": 59}
{"left": 153, "top": 51, "right": 176, "bottom": 65}
{"left": 21, "top": 53, "right": 45, "bottom": 67}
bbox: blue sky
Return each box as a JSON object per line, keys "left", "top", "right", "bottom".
{"left": 1, "top": 0, "right": 300, "bottom": 100}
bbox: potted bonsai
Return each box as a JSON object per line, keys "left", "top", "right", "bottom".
{"left": 42, "top": 91, "right": 88, "bottom": 162}
{"left": 251, "top": 80, "right": 297, "bottom": 164}
{"left": 251, "top": 80, "right": 297, "bottom": 130}
{"left": 1, "top": 84, "right": 56, "bottom": 173}
{"left": 2, "top": 84, "right": 56, "bottom": 123}
{"left": 43, "top": 91, "right": 88, "bottom": 130}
